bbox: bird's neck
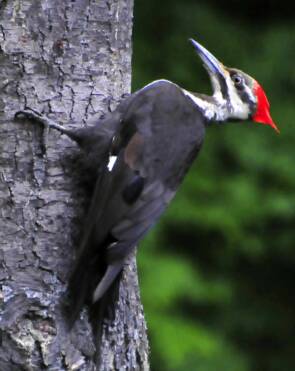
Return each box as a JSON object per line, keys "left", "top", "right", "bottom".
{"left": 182, "top": 89, "right": 230, "bottom": 123}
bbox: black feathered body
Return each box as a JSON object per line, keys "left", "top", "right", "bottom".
{"left": 68, "top": 80, "right": 205, "bottom": 319}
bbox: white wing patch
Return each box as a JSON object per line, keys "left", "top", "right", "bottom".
{"left": 107, "top": 155, "right": 117, "bottom": 171}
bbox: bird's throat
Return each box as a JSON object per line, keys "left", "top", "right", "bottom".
{"left": 182, "top": 89, "right": 229, "bottom": 123}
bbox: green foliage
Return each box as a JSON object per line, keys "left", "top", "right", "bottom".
{"left": 133, "top": 1, "right": 295, "bottom": 370}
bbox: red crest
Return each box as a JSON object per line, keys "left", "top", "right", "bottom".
{"left": 253, "top": 81, "right": 279, "bottom": 133}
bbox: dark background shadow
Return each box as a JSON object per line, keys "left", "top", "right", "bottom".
{"left": 133, "top": 1, "right": 295, "bottom": 370}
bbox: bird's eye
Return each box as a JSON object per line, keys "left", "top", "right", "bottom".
{"left": 233, "top": 74, "right": 243, "bottom": 86}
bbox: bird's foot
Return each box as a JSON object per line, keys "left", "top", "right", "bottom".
{"left": 15, "top": 107, "right": 48, "bottom": 125}
{"left": 15, "top": 107, "right": 71, "bottom": 135}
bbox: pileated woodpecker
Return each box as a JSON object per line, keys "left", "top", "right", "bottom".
{"left": 15, "top": 39, "right": 278, "bottom": 320}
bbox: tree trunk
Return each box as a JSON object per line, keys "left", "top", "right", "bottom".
{"left": 0, "top": 1, "right": 149, "bottom": 370}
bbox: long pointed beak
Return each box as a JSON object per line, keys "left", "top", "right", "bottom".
{"left": 190, "top": 38, "right": 227, "bottom": 78}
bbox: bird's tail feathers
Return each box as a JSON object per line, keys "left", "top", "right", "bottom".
{"left": 66, "top": 251, "right": 99, "bottom": 327}
{"left": 65, "top": 249, "right": 124, "bottom": 328}
{"left": 92, "top": 262, "right": 124, "bottom": 303}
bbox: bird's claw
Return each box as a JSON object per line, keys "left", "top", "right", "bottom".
{"left": 15, "top": 107, "right": 75, "bottom": 138}
{"left": 14, "top": 107, "right": 43, "bottom": 121}
{"left": 14, "top": 108, "right": 55, "bottom": 131}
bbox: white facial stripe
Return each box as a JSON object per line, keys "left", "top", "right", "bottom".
{"left": 224, "top": 74, "right": 250, "bottom": 120}
{"left": 107, "top": 155, "right": 117, "bottom": 171}
{"left": 244, "top": 85, "right": 256, "bottom": 104}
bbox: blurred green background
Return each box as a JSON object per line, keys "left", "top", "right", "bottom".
{"left": 132, "top": 1, "right": 295, "bottom": 370}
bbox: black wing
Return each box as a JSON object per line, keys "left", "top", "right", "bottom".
{"left": 68, "top": 80, "right": 205, "bottom": 319}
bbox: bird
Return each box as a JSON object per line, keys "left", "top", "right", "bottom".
{"left": 15, "top": 38, "right": 279, "bottom": 323}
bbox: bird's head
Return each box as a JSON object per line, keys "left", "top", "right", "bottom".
{"left": 190, "top": 38, "right": 279, "bottom": 133}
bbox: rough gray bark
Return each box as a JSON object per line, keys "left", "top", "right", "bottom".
{"left": 0, "top": 1, "right": 149, "bottom": 370}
